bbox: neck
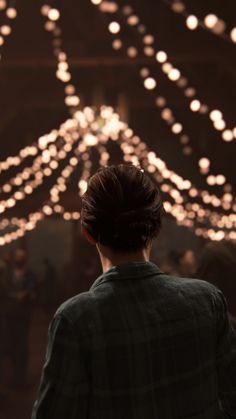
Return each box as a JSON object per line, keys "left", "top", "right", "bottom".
{"left": 97, "top": 244, "right": 151, "bottom": 273}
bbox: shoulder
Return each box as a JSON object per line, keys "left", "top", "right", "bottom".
{"left": 167, "top": 274, "right": 223, "bottom": 311}
{"left": 170, "top": 274, "right": 219, "bottom": 297}
{"left": 54, "top": 290, "right": 96, "bottom": 328}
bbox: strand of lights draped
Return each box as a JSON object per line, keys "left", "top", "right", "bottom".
{"left": 0, "top": 1, "right": 230, "bottom": 213}
{"left": 0, "top": 0, "right": 17, "bottom": 54}
{"left": 38, "top": 2, "right": 236, "bottom": 213}
{"left": 41, "top": 4, "right": 81, "bottom": 112}
{"left": 0, "top": 5, "right": 235, "bottom": 244}
{"left": 90, "top": 0, "right": 235, "bottom": 209}
{"left": 105, "top": 14, "right": 234, "bottom": 192}
{"left": 162, "top": 0, "right": 236, "bottom": 45}
{"left": 91, "top": 0, "right": 235, "bottom": 143}
{"left": 0, "top": 125, "right": 81, "bottom": 214}
{"left": 121, "top": 133, "right": 235, "bottom": 240}
{"left": 1, "top": 107, "right": 235, "bottom": 246}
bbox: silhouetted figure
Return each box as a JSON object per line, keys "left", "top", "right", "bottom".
{"left": 32, "top": 165, "right": 236, "bottom": 419}
{"left": 197, "top": 240, "right": 236, "bottom": 328}
{"left": 7, "top": 249, "right": 36, "bottom": 388}
{"left": 0, "top": 259, "right": 8, "bottom": 395}
{"left": 179, "top": 249, "right": 196, "bottom": 276}
{"left": 41, "top": 258, "right": 57, "bottom": 314}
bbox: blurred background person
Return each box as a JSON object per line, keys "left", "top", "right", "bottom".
{"left": 177, "top": 249, "right": 196, "bottom": 277}
{"left": 0, "top": 258, "right": 8, "bottom": 398}
{"left": 41, "top": 258, "right": 57, "bottom": 315}
{"left": 161, "top": 249, "right": 196, "bottom": 277}
{"left": 197, "top": 240, "right": 236, "bottom": 328}
{"left": 7, "top": 249, "right": 37, "bottom": 388}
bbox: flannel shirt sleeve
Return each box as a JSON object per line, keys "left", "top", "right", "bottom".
{"left": 216, "top": 290, "right": 236, "bottom": 418}
{"left": 32, "top": 313, "right": 90, "bottom": 419}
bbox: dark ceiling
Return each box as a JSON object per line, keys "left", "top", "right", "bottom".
{"left": 0, "top": 0, "right": 235, "bottom": 204}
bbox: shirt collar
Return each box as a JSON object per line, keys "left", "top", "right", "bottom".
{"left": 90, "top": 261, "right": 163, "bottom": 290}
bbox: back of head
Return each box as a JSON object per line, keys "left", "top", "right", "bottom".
{"left": 81, "top": 164, "right": 164, "bottom": 252}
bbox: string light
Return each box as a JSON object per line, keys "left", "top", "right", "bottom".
{"left": 190, "top": 100, "right": 201, "bottom": 112}
{"left": 99, "top": 1, "right": 236, "bottom": 140}
{"left": 186, "top": 15, "right": 198, "bottom": 30}
{"left": 230, "top": 27, "right": 236, "bottom": 43}
{"left": 155, "top": 51, "right": 167, "bottom": 63}
{"left": 0, "top": 2, "right": 235, "bottom": 247}
{"left": 144, "top": 77, "right": 157, "bottom": 90}
{"left": 165, "top": 0, "right": 234, "bottom": 44}
{"left": 0, "top": 0, "right": 7, "bottom": 10}
{"left": 92, "top": 2, "right": 234, "bottom": 196}
{"left": 108, "top": 21, "right": 120, "bottom": 34}
{"left": 48, "top": 8, "right": 60, "bottom": 21}
{"left": 6, "top": 8, "right": 17, "bottom": 19}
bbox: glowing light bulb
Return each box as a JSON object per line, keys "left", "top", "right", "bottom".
{"left": 41, "top": 5, "right": 50, "bottom": 15}
{"left": 143, "top": 34, "right": 154, "bottom": 45}
{"left": 199, "top": 158, "right": 210, "bottom": 169}
{"left": 91, "top": 0, "right": 102, "bottom": 4}
{"left": 144, "top": 46, "right": 155, "bottom": 56}
{"left": 108, "top": 21, "right": 120, "bottom": 34}
{"left": 127, "top": 15, "right": 139, "bottom": 26}
{"left": 127, "top": 46, "right": 138, "bottom": 58}
{"left": 190, "top": 100, "right": 201, "bottom": 112}
{"left": 48, "top": 8, "right": 60, "bottom": 21}
{"left": 0, "top": 36, "right": 4, "bottom": 46}
{"left": 230, "top": 27, "right": 236, "bottom": 43}
{"left": 144, "top": 77, "right": 157, "bottom": 90}
{"left": 6, "top": 7, "right": 17, "bottom": 19}
{"left": 209, "top": 109, "right": 223, "bottom": 121}
{"left": 45, "top": 21, "right": 56, "bottom": 31}
{"left": 186, "top": 15, "right": 198, "bottom": 30}
{"left": 216, "top": 175, "right": 226, "bottom": 185}
{"left": 171, "top": 123, "right": 183, "bottom": 134}
{"left": 185, "top": 87, "right": 196, "bottom": 97}
{"left": 213, "top": 120, "right": 226, "bottom": 131}
{"left": 0, "top": 0, "right": 6, "bottom": 10}
{"left": 204, "top": 14, "right": 218, "bottom": 29}
{"left": 155, "top": 96, "right": 166, "bottom": 107}
{"left": 222, "top": 130, "right": 233, "bottom": 142}
{"left": 1, "top": 25, "right": 12, "bottom": 36}
{"left": 162, "top": 63, "right": 172, "bottom": 74}
{"left": 112, "top": 39, "right": 122, "bottom": 50}
{"left": 172, "top": 1, "right": 185, "bottom": 13}
{"left": 156, "top": 51, "right": 167, "bottom": 63}
{"left": 168, "top": 68, "right": 181, "bottom": 81}
{"left": 211, "top": 19, "right": 225, "bottom": 34}
{"left": 140, "top": 67, "right": 150, "bottom": 78}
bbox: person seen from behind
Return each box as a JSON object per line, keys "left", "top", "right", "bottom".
{"left": 32, "top": 164, "right": 236, "bottom": 419}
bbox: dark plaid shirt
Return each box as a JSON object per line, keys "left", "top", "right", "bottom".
{"left": 32, "top": 262, "right": 236, "bottom": 419}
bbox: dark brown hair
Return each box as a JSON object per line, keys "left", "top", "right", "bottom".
{"left": 81, "top": 164, "right": 164, "bottom": 252}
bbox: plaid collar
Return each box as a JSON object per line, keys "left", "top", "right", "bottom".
{"left": 90, "top": 261, "right": 163, "bottom": 290}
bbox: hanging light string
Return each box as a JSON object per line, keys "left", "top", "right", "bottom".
{"left": 91, "top": 0, "right": 235, "bottom": 143}
{"left": 0, "top": 125, "right": 82, "bottom": 215}
{"left": 0, "top": 4, "right": 235, "bottom": 245}
{"left": 0, "top": 106, "right": 235, "bottom": 245}
{"left": 118, "top": 127, "right": 235, "bottom": 231}
{"left": 162, "top": 0, "right": 236, "bottom": 45}
{"left": 41, "top": 4, "right": 81, "bottom": 112}
{"left": 121, "top": 132, "right": 235, "bottom": 234}
{"left": 105, "top": 12, "right": 234, "bottom": 193}
{"left": 89, "top": 1, "right": 235, "bottom": 210}
{"left": 0, "top": 0, "right": 17, "bottom": 54}
{"left": 0, "top": 1, "right": 231, "bottom": 213}
{"left": 44, "top": 1, "right": 235, "bottom": 214}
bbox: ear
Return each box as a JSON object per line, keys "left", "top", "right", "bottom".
{"left": 82, "top": 227, "right": 97, "bottom": 245}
